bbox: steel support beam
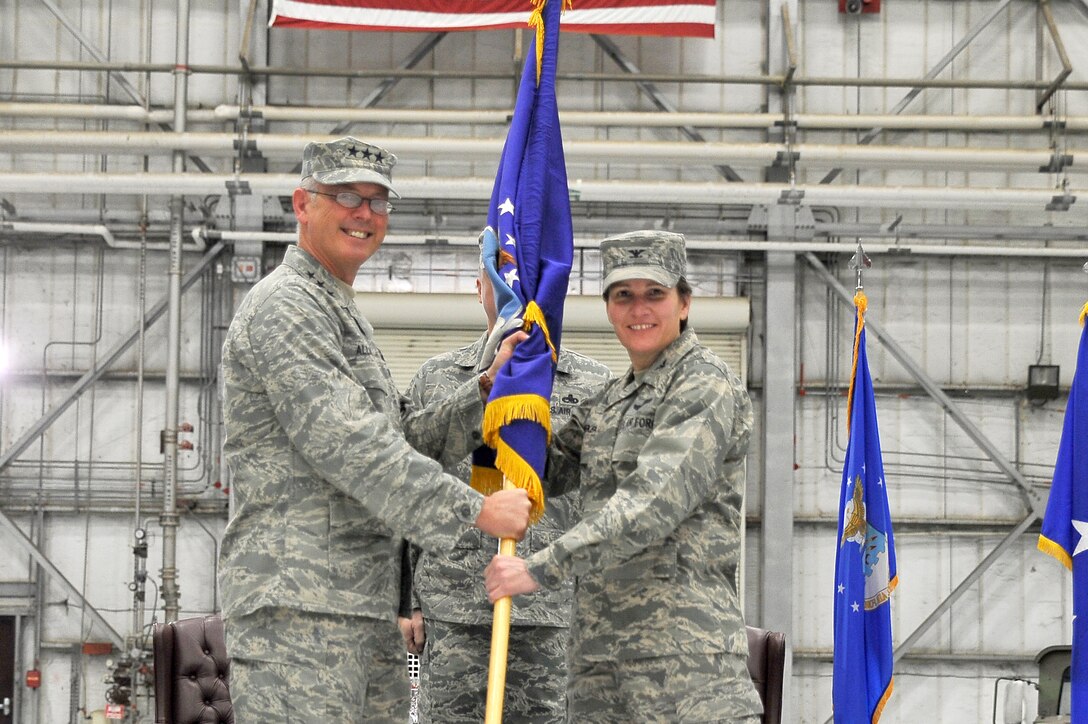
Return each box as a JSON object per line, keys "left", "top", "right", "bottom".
{"left": 892, "top": 512, "right": 1038, "bottom": 661}
{"left": 37, "top": 0, "right": 147, "bottom": 108}
{"left": 1037, "top": 0, "right": 1073, "bottom": 111}
{"left": 287, "top": 32, "right": 449, "bottom": 177}
{"left": 0, "top": 242, "right": 226, "bottom": 475}
{"left": 36, "top": 0, "right": 214, "bottom": 173}
{"left": 0, "top": 242, "right": 223, "bottom": 649}
{"left": 804, "top": 252, "right": 1045, "bottom": 516}
{"left": 760, "top": 250, "right": 797, "bottom": 723}
{"left": 821, "top": 0, "right": 1016, "bottom": 184}
{"left": 590, "top": 34, "right": 744, "bottom": 182}
{"left": 331, "top": 33, "right": 448, "bottom": 136}
{"left": 0, "top": 511, "right": 126, "bottom": 649}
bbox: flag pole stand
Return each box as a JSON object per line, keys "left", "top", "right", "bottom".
{"left": 485, "top": 478, "right": 518, "bottom": 724}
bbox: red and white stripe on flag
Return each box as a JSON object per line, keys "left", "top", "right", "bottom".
{"left": 269, "top": 1, "right": 716, "bottom": 38}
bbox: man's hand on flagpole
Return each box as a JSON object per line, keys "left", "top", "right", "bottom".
{"left": 475, "top": 488, "right": 531, "bottom": 540}
{"left": 397, "top": 609, "right": 426, "bottom": 655}
{"left": 479, "top": 315, "right": 525, "bottom": 373}
{"left": 485, "top": 554, "right": 541, "bottom": 603}
{"left": 484, "top": 329, "right": 529, "bottom": 382}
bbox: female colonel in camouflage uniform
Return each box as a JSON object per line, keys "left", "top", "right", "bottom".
{"left": 485, "top": 230, "right": 764, "bottom": 723}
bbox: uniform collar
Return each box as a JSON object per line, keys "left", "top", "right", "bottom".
{"left": 452, "top": 334, "right": 488, "bottom": 369}
{"left": 611, "top": 328, "right": 698, "bottom": 400}
{"left": 281, "top": 245, "right": 358, "bottom": 306}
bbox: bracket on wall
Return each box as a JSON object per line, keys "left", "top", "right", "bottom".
{"left": 839, "top": 0, "right": 880, "bottom": 15}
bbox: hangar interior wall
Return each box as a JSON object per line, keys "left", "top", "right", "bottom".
{"left": 3, "top": 1, "right": 1088, "bottom": 721}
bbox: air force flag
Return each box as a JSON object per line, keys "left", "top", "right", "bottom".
{"left": 1038, "top": 302, "right": 1088, "bottom": 722}
{"left": 833, "top": 291, "right": 898, "bottom": 723}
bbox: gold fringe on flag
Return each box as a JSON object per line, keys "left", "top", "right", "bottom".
{"left": 1038, "top": 535, "right": 1074, "bottom": 570}
{"left": 483, "top": 393, "right": 553, "bottom": 446}
{"left": 470, "top": 465, "right": 506, "bottom": 496}
{"left": 528, "top": 0, "right": 572, "bottom": 84}
{"left": 522, "top": 300, "right": 558, "bottom": 363}
{"left": 872, "top": 682, "right": 895, "bottom": 724}
{"left": 494, "top": 438, "right": 545, "bottom": 524}
{"left": 482, "top": 392, "right": 552, "bottom": 522}
{"left": 1079, "top": 300, "right": 1088, "bottom": 326}
{"left": 845, "top": 290, "right": 868, "bottom": 434}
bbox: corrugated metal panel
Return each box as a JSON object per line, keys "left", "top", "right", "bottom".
{"left": 361, "top": 292, "right": 749, "bottom": 389}
{"left": 356, "top": 292, "right": 749, "bottom": 332}
{"left": 369, "top": 327, "right": 746, "bottom": 391}
{"left": 368, "top": 328, "right": 478, "bottom": 391}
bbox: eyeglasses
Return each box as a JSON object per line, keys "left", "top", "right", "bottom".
{"left": 309, "top": 190, "right": 394, "bottom": 215}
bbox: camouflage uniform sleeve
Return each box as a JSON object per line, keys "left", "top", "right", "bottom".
{"left": 400, "top": 361, "right": 483, "bottom": 469}
{"left": 527, "top": 365, "right": 737, "bottom": 588}
{"left": 244, "top": 284, "right": 484, "bottom": 550}
{"left": 542, "top": 399, "right": 590, "bottom": 497}
{"left": 401, "top": 362, "right": 440, "bottom": 612}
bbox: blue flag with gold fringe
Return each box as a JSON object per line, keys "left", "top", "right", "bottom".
{"left": 833, "top": 291, "right": 897, "bottom": 723}
{"left": 471, "top": 0, "right": 571, "bottom": 523}
{"left": 1038, "top": 302, "right": 1088, "bottom": 722}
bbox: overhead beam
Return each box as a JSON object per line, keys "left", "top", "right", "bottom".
{"left": 804, "top": 252, "right": 1045, "bottom": 516}
{"left": 0, "top": 242, "right": 226, "bottom": 475}
{"left": 820, "top": 0, "right": 1016, "bottom": 184}
{"left": 591, "top": 34, "right": 744, "bottom": 182}
{"left": 37, "top": 0, "right": 214, "bottom": 173}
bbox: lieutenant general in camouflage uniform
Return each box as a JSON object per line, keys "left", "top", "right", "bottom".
{"left": 486, "top": 231, "right": 764, "bottom": 723}
{"left": 219, "top": 137, "right": 531, "bottom": 723}
{"left": 401, "top": 241, "right": 611, "bottom": 723}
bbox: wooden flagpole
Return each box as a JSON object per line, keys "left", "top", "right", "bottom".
{"left": 484, "top": 478, "right": 519, "bottom": 723}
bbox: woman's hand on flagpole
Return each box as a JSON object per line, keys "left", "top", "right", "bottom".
{"left": 485, "top": 554, "right": 540, "bottom": 603}
{"left": 475, "top": 488, "right": 531, "bottom": 540}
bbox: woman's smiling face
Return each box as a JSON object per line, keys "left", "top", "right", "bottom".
{"left": 605, "top": 278, "right": 690, "bottom": 372}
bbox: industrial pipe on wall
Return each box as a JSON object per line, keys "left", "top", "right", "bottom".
{"left": 0, "top": 130, "right": 1083, "bottom": 175}
{"left": 0, "top": 174, "right": 1078, "bottom": 212}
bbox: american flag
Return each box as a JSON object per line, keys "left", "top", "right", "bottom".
{"left": 269, "top": 0, "right": 716, "bottom": 38}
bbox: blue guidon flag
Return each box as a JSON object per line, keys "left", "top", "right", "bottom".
{"left": 1038, "top": 302, "right": 1088, "bottom": 721}
{"left": 471, "top": 0, "right": 572, "bottom": 524}
{"left": 833, "top": 290, "right": 898, "bottom": 724}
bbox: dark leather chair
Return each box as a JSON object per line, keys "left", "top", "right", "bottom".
{"left": 747, "top": 625, "right": 787, "bottom": 724}
{"left": 153, "top": 615, "right": 234, "bottom": 724}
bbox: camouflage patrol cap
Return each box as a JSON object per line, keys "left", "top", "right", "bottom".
{"left": 600, "top": 230, "right": 686, "bottom": 290}
{"left": 301, "top": 137, "right": 400, "bottom": 198}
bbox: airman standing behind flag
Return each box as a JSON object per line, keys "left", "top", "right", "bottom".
{"left": 401, "top": 238, "right": 611, "bottom": 724}
{"left": 486, "top": 231, "right": 764, "bottom": 723}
